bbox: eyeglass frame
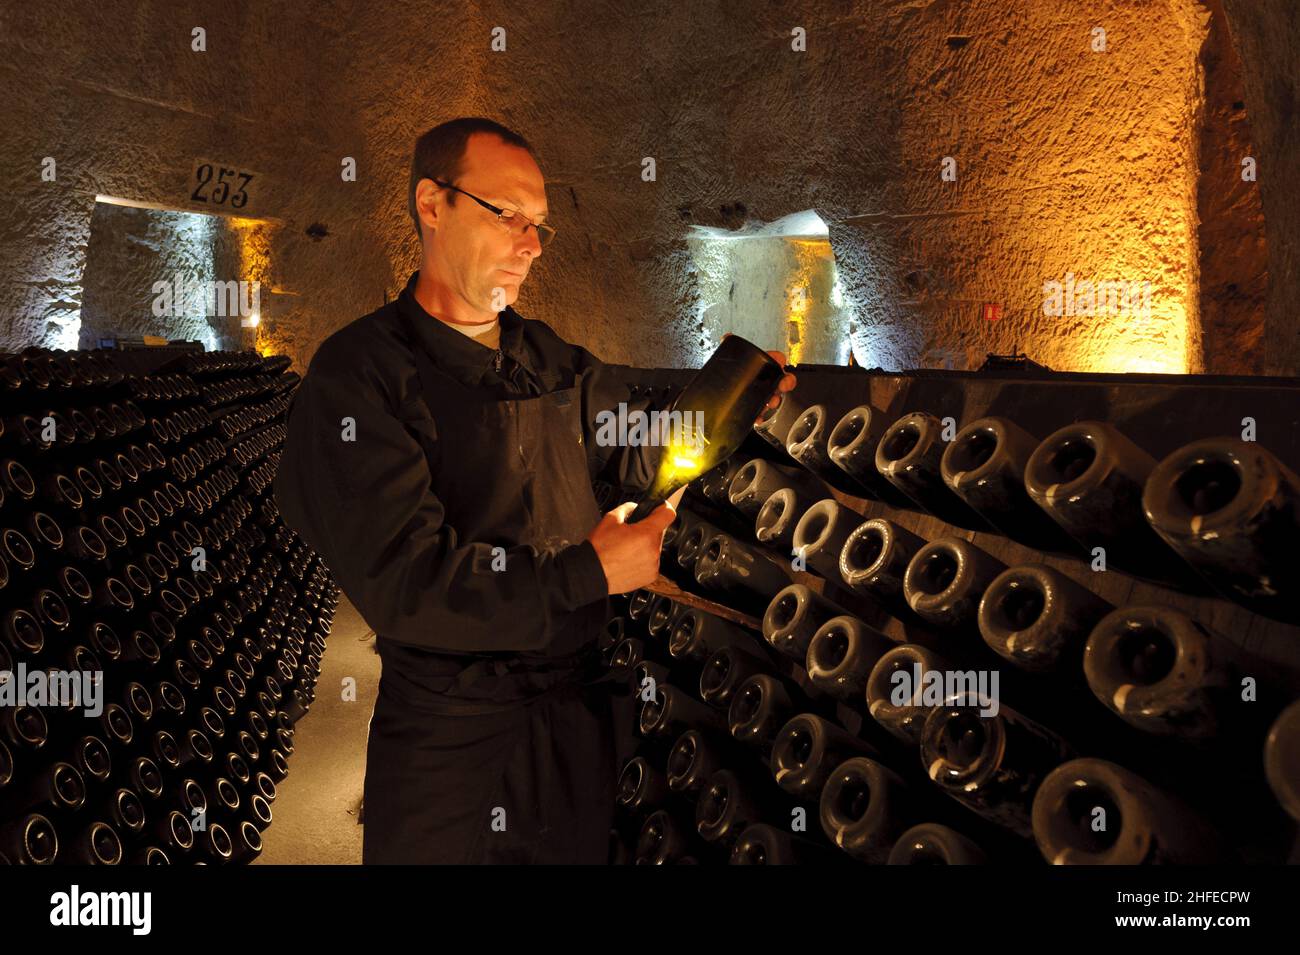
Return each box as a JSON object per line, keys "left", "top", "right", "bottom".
{"left": 430, "top": 178, "right": 557, "bottom": 247}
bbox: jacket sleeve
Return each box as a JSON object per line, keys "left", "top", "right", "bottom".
{"left": 272, "top": 340, "right": 610, "bottom": 654}
{"left": 575, "top": 345, "right": 665, "bottom": 495}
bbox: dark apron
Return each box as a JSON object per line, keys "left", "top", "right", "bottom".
{"left": 361, "top": 317, "right": 637, "bottom": 864}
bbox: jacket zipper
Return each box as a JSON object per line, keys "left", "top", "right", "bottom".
{"left": 494, "top": 349, "right": 503, "bottom": 372}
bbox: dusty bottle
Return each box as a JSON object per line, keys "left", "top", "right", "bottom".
{"left": 818, "top": 756, "right": 915, "bottom": 863}
{"left": 1023, "top": 420, "right": 1180, "bottom": 577}
{"left": 755, "top": 486, "right": 818, "bottom": 555}
{"left": 698, "top": 458, "right": 745, "bottom": 508}
{"left": 636, "top": 809, "right": 702, "bottom": 864}
{"left": 728, "top": 458, "right": 820, "bottom": 518}
{"left": 903, "top": 536, "right": 1006, "bottom": 629}
{"left": 792, "top": 498, "right": 864, "bottom": 581}
{"left": 754, "top": 391, "right": 807, "bottom": 452}
{"left": 1142, "top": 437, "right": 1300, "bottom": 620}
{"left": 65, "top": 820, "right": 124, "bottom": 865}
{"left": 666, "top": 728, "right": 748, "bottom": 795}
{"left": 771, "top": 713, "right": 878, "bottom": 800}
{"left": 645, "top": 595, "right": 683, "bottom": 642}
{"left": 786, "top": 403, "right": 867, "bottom": 492}
{"left": 887, "top": 822, "right": 987, "bottom": 865}
{"left": 805, "top": 614, "right": 894, "bottom": 701}
{"left": 699, "top": 645, "right": 772, "bottom": 709}
{"left": 669, "top": 609, "right": 754, "bottom": 663}
{"left": 866, "top": 644, "right": 957, "bottom": 743}
{"left": 730, "top": 823, "right": 845, "bottom": 865}
{"left": 694, "top": 534, "right": 793, "bottom": 609}
{"left": 675, "top": 522, "right": 722, "bottom": 576}
{"left": 762, "top": 583, "right": 852, "bottom": 660}
{"left": 0, "top": 812, "right": 59, "bottom": 864}
{"left": 839, "top": 518, "right": 925, "bottom": 601}
{"left": 941, "top": 416, "right": 1076, "bottom": 550}
{"left": 640, "top": 684, "right": 728, "bottom": 738}
{"left": 827, "top": 404, "right": 912, "bottom": 504}
{"left": 875, "top": 412, "right": 986, "bottom": 527}
{"left": 617, "top": 756, "right": 670, "bottom": 813}
{"left": 729, "top": 673, "right": 805, "bottom": 748}
{"left": 1031, "top": 757, "right": 1230, "bottom": 864}
{"left": 1264, "top": 700, "right": 1300, "bottom": 822}
{"left": 696, "top": 768, "right": 783, "bottom": 845}
{"left": 978, "top": 563, "right": 1113, "bottom": 671}
{"left": 920, "top": 701, "right": 1073, "bottom": 838}
{"left": 1082, "top": 605, "right": 1234, "bottom": 738}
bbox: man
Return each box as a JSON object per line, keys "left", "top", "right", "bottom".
{"left": 273, "top": 117, "right": 794, "bottom": 864}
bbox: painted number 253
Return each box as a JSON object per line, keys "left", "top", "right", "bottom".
{"left": 191, "top": 164, "right": 253, "bottom": 209}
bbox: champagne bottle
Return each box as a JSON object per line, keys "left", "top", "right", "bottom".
{"left": 1082, "top": 605, "right": 1233, "bottom": 737}
{"left": 0, "top": 813, "right": 59, "bottom": 864}
{"left": 818, "top": 756, "right": 914, "bottom": 863}
{"left": 699, "top": 458, "right": 745, "bottom": 508}
{"left": 66, "top": 820, "right": 124, "bottom": 865}
{"left": 728, "top": 458, "right": 819, "bottom": 518}
{"left": 694, "top": 534, "right": 793, "bottom": 610}
{"left": 729, "top": 674, "right": 805, "bottom": 748}
{"left": 645, "top": 595, "right": 682, "bottom": 642}
{"left": 762, "top": 583, "right": 852, "bottom": 660}
{"left": 978, "top": 564, "right": 1113, "bottom": 671}
{"left": 669, "top": 608, "right": 754, "bottom": 663}
{"left": 617, "top": 756, "right": 670, "bottom": 813}
{"left": 640, "top": 684, "right": 728, "bottom": 738}
{"left": 755, "top": 487, "right": 817, "bottom": 554}
{"left": 696, "top": 768, "right": 779, "bottom": 845}
{"left": 840, "top": 518, "right": 925, "bottom": 600}
{"left": 792, "top": 499, "right": 864, "bottom": 581}
{"left": 699, "top": 645, "right": 771, "bottom": 708}
{"left": 772, "top": 713, "right": 878, "bottom": 799}
{"left": 826, "top": 405, "right": 913, "bottom": 505}
{"left": 731, "top": 824, "right": 844, "bottom": 865}
{"left": 1142, "top": 437, "right": 1300, "bottom": 620}
{"left": 666, "top": 728, "right": 745, "bottom": 795}
{"left": 1023, "top": 421, "right": 1183, "bottom": 579}
{"left": 1031, "top": 757, "right": 1230, "bottom": 864}
{"left": 887, "top": 823, "right": 987, "bottom": 865}
{"left": 806, "top": 614, "right": 894, "bottom": 701}
{"left": 635, "top": 809, "right": 700, "bottom": 864}
{"left": 875, "top": 412, "right": 987, "bottom": 527}
{"left": 1264, "top": 700, "right": 1300, "bottom": 822}
{"left": 786, "top": 404, "right": 840, "bottom": 473}
{"left": 903, "top": 537, "right": 1006, "bottom": 629}
{"left": 754, "top": 391, "right": 807, "bottom": 451}
{"left": 940, "top": 416, "right": 1074, "bottom": 549}
{"left": 629, "top": 336, "right": 784, "bottom": 521}
{"left": 920, "top": 701, "right": 1073, "bottom": 838}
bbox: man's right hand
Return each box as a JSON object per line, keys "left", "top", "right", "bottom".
{"left": 587, "top": 486, "right": 687, "bottom": 594}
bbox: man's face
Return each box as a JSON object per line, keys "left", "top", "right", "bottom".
{"left": 419, "top": 132, "right": 548, "bottom": 314}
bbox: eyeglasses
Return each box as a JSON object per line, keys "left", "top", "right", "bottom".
{"left": 432, "top": 179, "right": 557, "bottom": 247}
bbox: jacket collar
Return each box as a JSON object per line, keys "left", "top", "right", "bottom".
{"left": 396, "top": 271, "right": 526, "bottom": 385}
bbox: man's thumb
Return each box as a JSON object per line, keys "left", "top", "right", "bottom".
{"left": 607, "top": 501, "right": 638, "bottom": 524}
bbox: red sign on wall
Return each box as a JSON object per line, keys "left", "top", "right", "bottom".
{"left": 982, "top": 303, "right": 1003, "bottom": 322}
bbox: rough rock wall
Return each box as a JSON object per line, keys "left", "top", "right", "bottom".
{"left": 1220, "top": 0, "right": 1300, "bottom": 376}
{"left": 1196, "top": 0, "right": 1268, "bottom": 376}
{"left": 0, "top": 0, "right": 1292, "bottom": 378}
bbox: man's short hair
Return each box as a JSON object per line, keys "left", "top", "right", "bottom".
{"left": 408, "top": 117, "right": 537, "bottom": 242}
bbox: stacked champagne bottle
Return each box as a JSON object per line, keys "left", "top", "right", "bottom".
{"left": 606, "top": 388, "right": 1300, "bottom": 865}
{"left": 0, "top": 347, "right": 338, "bottom": 864}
